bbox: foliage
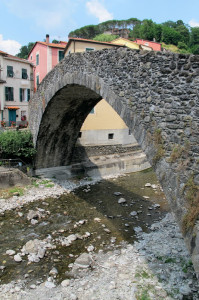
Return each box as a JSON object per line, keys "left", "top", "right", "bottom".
{"left": 0, "top": 130, "right": 36, "bottom": 162}
{"left": 52, "top": 39, "right": 59, "bottom": 43}
{"left": 93, "top": 34, "right": 119, "bottom": 42}
{"left": 16, "top": 42, "right": 34, "bottom": 59}
{"left": 69, "top": 17, "right": 199, "bottom": 54}
{"left": 0, "top": 186, "right": 25, "bottom": 199}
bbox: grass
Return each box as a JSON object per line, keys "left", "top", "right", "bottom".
{"left": 182, "top": 176, "right": 199, "bottom": 233}
{"left": 136, "top": 289, "right": 151, "bottom": 300}
{"left": 0, "top": 186, "right": 25, "bottom": 199}
{"left": 152, "top": 128, "right": 165, "bottom": 164}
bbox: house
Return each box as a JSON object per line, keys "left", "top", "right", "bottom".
{"left": 111, "top": 37, "right": 140, "bottom": 50}
{"left": 0, "top": 50, "right": 34, "bottom": 127}
{"left": 28, "top": 35, "right": 67, "bottom": 90}
{"left": 134, "top": 39, "right": 162, "bottom": 51}
{"left": 64, "top": 37, "right": 124, "bottom": 55}
{"left": 64, "top": 37, "right": 136, "bottom": 146}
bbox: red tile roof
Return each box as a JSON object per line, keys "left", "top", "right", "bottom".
{"left": 64, "top": 37, "right": 124, "bottom": 53}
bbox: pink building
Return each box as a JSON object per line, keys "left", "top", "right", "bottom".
{"left": 134, "top": 39, "right": 162, "bottom": 51}
{"left": 28, "top": 35, "right": 67, "bottom": 90}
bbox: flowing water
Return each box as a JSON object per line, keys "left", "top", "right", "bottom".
{"left": 0, "top": 169, "right": 169, "bottom": 286}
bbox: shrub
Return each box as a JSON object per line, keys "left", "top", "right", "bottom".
{"left": 0, "top": 130, "right": 36, "bottom": 163}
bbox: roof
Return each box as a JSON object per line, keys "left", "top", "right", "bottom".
{"left": 0, "top": 49, "right": 34, "bottom": 66}
{"left": 64, "top": 37, "right": 124, "bottom": 54}
{"left": 5, "top": 106, "right": 20, "bottom": 110}
{"left": 28, "top": 41, "right": 67, "bottom": 57}
{"left": 135, "top": 38, "right": 161, "bottom": 45}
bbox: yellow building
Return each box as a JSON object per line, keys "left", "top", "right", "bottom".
{"left": 64, "top": 38, "right": 136, "bottom": 145}
{"left": 111, "top": 37, "right": 140, "bottom": 50}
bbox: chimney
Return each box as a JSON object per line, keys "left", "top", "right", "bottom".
{"left": 46, "top": 34, "right": 49, "bottom": 43}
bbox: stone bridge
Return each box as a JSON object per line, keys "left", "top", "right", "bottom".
{"left": 29, "top": 48, "right": 199, "bottom": 277}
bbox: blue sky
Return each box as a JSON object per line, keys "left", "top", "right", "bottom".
{"left": 0, "top": 0, "right": 199, "bottom": 55}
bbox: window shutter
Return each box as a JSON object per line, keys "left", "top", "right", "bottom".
{"left": 20, "top": 88, "right": 22, "bottom": 102}
{"left": 5, "top": 87, "right": 8, "bottom": 101}
{"left": 11, "top": 87, "right": 14, "bottom": 101}
{"left": 27, "top": 89, "right": 30, "bottom": 101}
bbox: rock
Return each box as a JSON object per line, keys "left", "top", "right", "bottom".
{"left": 130, "top": 211, "right": 137, "bottom": 216}
{"left": 61, "top": 279, "right": 70, "bottom": 287}
{"left": 179, "top": 285, "right": 192, "bottom": 295}
{"left": 49, "top": 267, "right": 58, "bottom": 275}
{"left": 18, "top": 212, "right": 23, "bottom": 217}
{"left": 74, "top": 253, "right": 92, "bottom": 269}
{"left": 67, "top": 234, "right": 77, "bottom": 243}
{"left": 79, "top": 220, "right": 85, "bottom": 225}
{"left": 153, "top": 204, "right": 160, "bottom": 209}
{"left": 31, "top": 219, "right": 38, "bottom": 225}
{"left": 6, "top": 250, "right": 16, "bottom": 256}
{"left": 45, "top": 281, "right": 56, "bottom": 289}
{"left": 87, "top": 245, "right": 95, "bottom": 252}
{"left": 104, "top": 228, "right": 111, "bottom": 233}
{"left": 113, "top": 192, "right": 122, "bottom": 196}
{"left": 30, "top": 284, "right": 36, "bottom": 289}
{"left": 27, "top": 210, "right": 42, "bottom": 221}
{"left": 14, "top": 254, "right": 22, "bottom": 262}
{"left": 94, "top": 218, "right": 101, "bottom": 222}
{"left": 145, "top": 183, "right": 151, "bottom": 187}
{"left": 134, "top": 226, "right": 143, "bottom": 233}
{"left": 118, "top": 197, "right": 126, "bottom": 204}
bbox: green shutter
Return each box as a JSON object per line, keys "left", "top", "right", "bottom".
{"left": 27, "top": 89, "right": 30, "bottom": 101}
{"left": 5, "top": 87, "right": 8, "bottom": 100}
{"left": 11, "top": 87, "right": 14, "bottom": 101}
{"left": 20, "top": 88, "right": 22, "bottom": 102}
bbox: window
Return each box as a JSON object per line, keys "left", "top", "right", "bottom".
{"left": 22, "top": 68, "right": 28, "bottom": 79}
{"left": 36, "top": 54, "right": 39, "bottom": 65}
{"left": 108, "top": 133, "right": 114, "bottom": 140}
{"left": 27, "top": 89, "right": 30, "bottom": 101}
{"left": 85, "top": 48, "right": 94, "bottom": 52}
{"left": 5, "top": 87, "right": 14, "bottom": 101}
{"left": 7, "top": 66, "right": 13, "bottom": 77}
{"left": 36, "top": 75, "right": 39, "bottom": 87}
{"left": 19, "top": 88, "right": 30, "bottom": 102}
{"left": 78, "top": 132, "right": 82, "bottom": 138}
{"left": 21, "top": 111, "right": 27, "bottom": 121}
{"left": 90, "top": 107, "right": 94, "bottom": 114}
{"left": 58, "top": 51, "right": 64, "bottom": 62}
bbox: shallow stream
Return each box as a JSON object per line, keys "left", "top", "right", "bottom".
{"left": 0, "top": 169, "right": 169, "bottom": 286}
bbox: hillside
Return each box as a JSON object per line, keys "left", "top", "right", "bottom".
{"left": 69, "top": 18, "right": 199, "bottom": 54}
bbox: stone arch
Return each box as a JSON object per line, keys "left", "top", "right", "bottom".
{"left": 29, "top": 48, "right": 199, "bottom": 276}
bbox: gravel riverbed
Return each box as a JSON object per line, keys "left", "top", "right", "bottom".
{"left": 0, "top": 175, "right": 198, "bottom": 299}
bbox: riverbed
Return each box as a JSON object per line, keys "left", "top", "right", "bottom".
{"left": 0, "top": 170, "right": 198, "bottom": 299}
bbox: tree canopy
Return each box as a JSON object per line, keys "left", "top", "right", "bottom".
{"left": 16, "top": 42, "right": 34, "bottom": 59}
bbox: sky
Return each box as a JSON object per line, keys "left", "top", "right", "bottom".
{"left": 0, "top": 0, "right": 199, "bottom": 55}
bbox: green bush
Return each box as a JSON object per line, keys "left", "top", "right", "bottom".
{"left": 0, "top": 130, "right": 36, "bottom": 162}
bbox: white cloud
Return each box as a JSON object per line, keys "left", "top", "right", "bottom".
{"left": 0, "top": 34, "right": 21, "bottom": 55}
{"left": 189, "top": 19, "right": 199, "bottom": 27}
{"left": 86, "top": 0, "right": 113, "bottom": 22}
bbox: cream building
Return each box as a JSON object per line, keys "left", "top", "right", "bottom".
{"left": 64, "top": 38, "right": 136, "bottom": 145}
{"left": 0, "top": 50, "right": 34, "bottom": 127}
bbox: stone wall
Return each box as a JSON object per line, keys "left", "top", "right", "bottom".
{"left": 29, "top": 48, "right": 199, "bottom": 277}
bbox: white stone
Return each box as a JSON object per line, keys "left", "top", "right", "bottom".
{"left": 14, "top": 254, "right": 22, "bottom": 262}
{"left": 61, "top": 279, "right": 70, "bottom": 287}
{"left": 118, "top": 197, "right": 126, "bottom": 204}
{"left": 6, "top": 250, "right": 16, "bottom": 256}
{"left": 45, "top": 281, "right": 56, "bottom": 289}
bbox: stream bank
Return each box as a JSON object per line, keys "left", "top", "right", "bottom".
{"left": 0, "top": 170, "right": 198, "bottom": 299}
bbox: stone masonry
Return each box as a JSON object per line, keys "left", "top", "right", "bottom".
{"left": 29, "top": 48, "right": 199, "bottom": 277}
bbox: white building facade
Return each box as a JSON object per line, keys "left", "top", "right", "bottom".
{"left": 0, "top": 50, "right": 34, "bottom": 128}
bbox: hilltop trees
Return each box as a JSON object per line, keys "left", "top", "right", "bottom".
{"left": 16, "top": 42, "right": 34, "bottom": 59}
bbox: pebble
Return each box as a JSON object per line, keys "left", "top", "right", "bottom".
{"left": 118, "top": 198, "right": 126, "bottom": 204}
{"left": 61, "top": 279, "right": 70, "bottom": 287}
{"left": 45, "top": 281, "right": 56, "bottom": 289}
{"left": 14, "top": 254, "right": 22, "bottom": 262}
{"left": 6, "top": 249, "right": 16, "bottom": 256}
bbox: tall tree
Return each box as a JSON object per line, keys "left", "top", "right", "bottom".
{"left": 16, "top": 42, "right": 34, "bottom": 59}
